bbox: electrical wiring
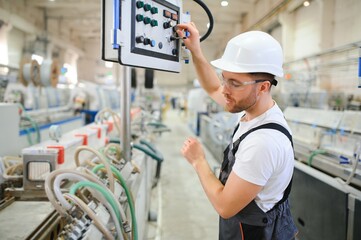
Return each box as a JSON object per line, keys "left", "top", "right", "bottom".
{"left": 132, "top": 143, "right": 162, "bottom": 162}
{"left": 2, "top": 156, "right": 22, "bottom": 168}
{"left": 46, "top": 168, "right": 129, "bottom": 239}
{"left": 63, "top": 193, "right": 114, "bottom": 240}
{"left": 3, "top": 163, "right": 23, "bottom": 180}
{"left": 192, "top": 0, "right": 214, "bottom": 42}
{"left": 97, "top": 197, "right": 125, "bottom": 240}
{"left": 64, "top": 191, "right": 124, "bottom": 240}
{"left": 45, "top": 168, "right": 111, "bottom": 216}
{"left": 101, "top": 200, "right": 124, "bottom": 240}
{"left": 308, "top": 149, "right": 326, "bottom": 166}
{"left": 95, "top": 107, "right": 122, "bottom": 136}
{"left": 345, "top": 142, "right": 361, "bottom": 185}
{"left": 69, "top": 181, "right": 120, "bottom": 220}
{"left": 53, "top": 173, "right": 89, "bottom": 210}
{"left": 74, "top": 145, "right": 115, "bottom": 193}
{"left": 92, "top": 164, "right": 137, "bottom": 240}
{"left": 1, "top": 156, "right": 23, "bottom": 179}
{"left": 18, "top": 103, "right": 41, "bottom": 145}
{"left": 69, "top": 180, "right": 130, "bottom": 238}
{"left": 81, "top": 168, "right": 129, "bottom": 233}
{"left": 104, "top": 143, "right": 123, "bottom": 163}
{"left": 21, "top": 115, "right": 41, "bottom": 145}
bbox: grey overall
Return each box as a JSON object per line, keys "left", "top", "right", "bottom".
{"left": 219, "top": 123, "right": 298, "bottom": 240}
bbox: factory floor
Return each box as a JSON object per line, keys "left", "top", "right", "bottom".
{"left": 147, "top": 109, "right": 219, "bottom": 240}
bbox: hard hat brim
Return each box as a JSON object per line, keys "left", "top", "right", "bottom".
{"left": 210, "top": 58, "right": 284, "bottom": 77}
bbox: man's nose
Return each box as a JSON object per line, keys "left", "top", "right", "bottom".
{"left": 221, "top": 84, "right": 231, "bottom": 94}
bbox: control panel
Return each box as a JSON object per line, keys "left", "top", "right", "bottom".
{"left": 133, "top": 0, "right": 180, "bottom": 59}
{"left": 102, "top": 0, "right": 188, "bottom": 73}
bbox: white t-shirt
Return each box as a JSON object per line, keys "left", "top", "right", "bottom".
{"left": 232, "top": 103, "right": 294, "bottom": 212}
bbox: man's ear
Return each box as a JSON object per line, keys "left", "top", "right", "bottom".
{"left": 259, "top": 81, "right": 271, "bottom": 93}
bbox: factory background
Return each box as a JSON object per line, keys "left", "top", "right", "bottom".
{"left": 0, "top": 0, "right": 360, "bottom": 239}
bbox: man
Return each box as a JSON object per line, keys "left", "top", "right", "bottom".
{"left": 178, "top": 22, "right": 298, "bottom": 240}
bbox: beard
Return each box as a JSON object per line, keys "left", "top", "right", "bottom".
{"left": 224, "top": 87, "right": 257, "bottom": 113}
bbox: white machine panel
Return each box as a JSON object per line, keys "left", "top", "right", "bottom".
{"left": 102, "top": 0, "right": 187, "bottom": 72}
{"left": 339, "top": 110, "right": 361, "bottom": 134}
{"left": 284, "top": 107, "right": 343, "bottom": 129}
{"left": 0, "top": 103, "right": 19, "bottom": 156}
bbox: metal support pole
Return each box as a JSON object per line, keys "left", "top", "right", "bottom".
{"left": 120, "top": 65, "right": 132, "bottom": 162}
{"left": 358, "top": 47, "right": 361, "bottom": 88}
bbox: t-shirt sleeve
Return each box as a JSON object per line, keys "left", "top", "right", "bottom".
{"left": 232, "top": 131, "right": 279, "bottom": 186}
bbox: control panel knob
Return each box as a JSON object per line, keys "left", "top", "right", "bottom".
{"left": 151, "top": 7, "right": 158, "bottom": 14}
{"left": 136, "top": 14, "right": 144, "bottom": 22}
{"left": 144, "top": 38, "right": 151, "bottom": 45}
{"left": 144, "top": 4, "right": 151, "bottom": 11}
{"left": 172, "top": 48, "right": 178, "bottom": 55}
{"left": 150, "top": 19, "right": 158, "bottom": 27}
{"left": 143, "top": 17, "right": 151, "bottom": 25}
{"left": 163, "top": 21, "right": 176, "bottom": 29}
{"left": 136, "top": 36, "right": 145, "bottom": 44}
{"left": 150, "top": 40, "right": 156, "bottom": 47}
{"left": 136, "top": 1, "right": 144, "bottom": 9}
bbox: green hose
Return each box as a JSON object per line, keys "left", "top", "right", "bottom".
{"left": 92, "top": 164, "right": 138, "bottom": 240}
{"left": 109, "top": 138, "right": 121, "bottom": 144}
{"left": 21, "top": 115, "right": 41, "bottom": 145}
{"left": 147, "top": 122, "right": 167, "bottom": 128}
{"left": 308, "top": 149, "right": 327, "bottom": 166}
{"left": 69, "top": 181, "right": 122, "bottom": 225}
{"left": 133, "top": 140, "right": 163, "bottom": 162}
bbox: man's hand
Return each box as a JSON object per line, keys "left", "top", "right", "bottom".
{"left": 176, "top": 22, "right": 202, "bottom": 57}
{"left": 181, "top": 137, "right": 206, "bottom": 169}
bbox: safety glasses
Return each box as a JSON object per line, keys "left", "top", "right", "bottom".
{"left": 219, "top": 74, "right": 271, "bottom": 90}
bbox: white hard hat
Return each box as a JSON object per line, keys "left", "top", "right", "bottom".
{"left": 211, "top": 31, "right": 284, "bottom": 77}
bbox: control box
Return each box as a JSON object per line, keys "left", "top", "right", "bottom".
{"left": 102, "top": 0, "right": 187, "bottom": 72}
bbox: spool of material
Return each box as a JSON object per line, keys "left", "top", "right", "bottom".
{"left": 20, "top": 60, "right": 40, "bottom": 86}
{"left": 41, "top": 59, "right": 60, "bottom": 87}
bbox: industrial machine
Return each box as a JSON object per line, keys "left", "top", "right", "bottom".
{"left": 199, "top": 111, "right": 240, "bottom": 162}
{"left": 0, "top": 0, "right": 213, "bottom": 239}
{"left": 0, "top": 107, "right": 169, "bottom": 240}
{"left": 284, "top": 107, "right": 361, "bottom": 240}
{"left": 200, "top": 105, "right": 361, "bottom": 239}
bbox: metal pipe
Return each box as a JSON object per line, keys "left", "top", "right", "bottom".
{"left": 121, "top": 65, "right": 131, "bottom": 162}
{"left": 285, "top": 41, "right": 361, "bottom": 65}
{"left": 358, "top": 47, "right": 361, "bottom": 88}
{"left": 245, "top": 0, "right": 292, "bottom": 32}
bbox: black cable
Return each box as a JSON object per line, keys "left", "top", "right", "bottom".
{"left": 192, "top": 0, "right": 214, "bottom": 42}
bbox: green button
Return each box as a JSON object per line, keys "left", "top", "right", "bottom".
{"left": 136, "top": 14, "right": 144, "bottom": 22}
{"left": 136, "top": 1, "right": 144, "bottom": 8}
{"left": 143, "top": 17, "right": 151, "bottom": 24}
{"left": 150, "top": 20, "right": 158, "bottom": 27}
{"left": 144, "top": 4, "right": 151, "bottom": 11}
{"left": 151, "top": 7, "right": 158, "bottom": 14}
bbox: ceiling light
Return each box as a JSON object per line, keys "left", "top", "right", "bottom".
{"left": 105, "top": 62, "right": 113, "bottom": 68}
{"left": 303, "top": 1, "right": 310, "bottom": 7}
{"left": 221, "top": 1, "right": 229, "bottom": 7}
{"left": 49, "top": 0, "right": 55, "bottom": 2}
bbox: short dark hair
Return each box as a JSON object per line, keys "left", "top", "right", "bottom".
{"left": 249, "top": 72, "right": 277, "bottom": 88}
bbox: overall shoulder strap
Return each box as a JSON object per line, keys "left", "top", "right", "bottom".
{"left": 232, "top": 122, "right": 293, "bottom": 155}
{"left": 232, "top": 122, "right": 294, "bottom": 210}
